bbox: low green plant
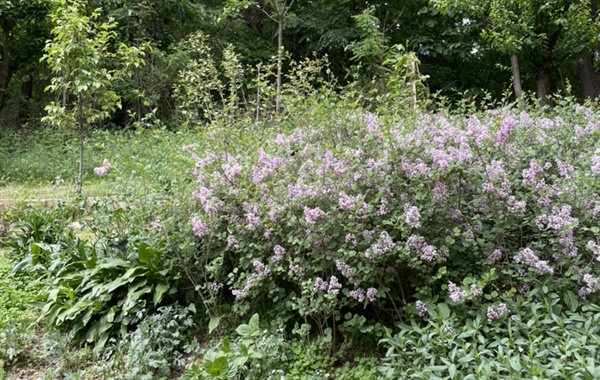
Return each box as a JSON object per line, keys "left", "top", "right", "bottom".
{"left": 181, "top": 314, "right": 287, "bottom": 380}
{"left": 32, "top": 239, "right": 174, "bottom": 355}
{"left": 0, "top": 321, "right": 39, "bottom": 370}
{"left": 379, "top": 294, "right": 600, "bottom": 379}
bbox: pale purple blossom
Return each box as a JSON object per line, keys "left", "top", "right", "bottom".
{"left": 150, "top": 219, "right": 164, "bottom": 233}
{"left": 251, "top": 149, "right": 284, "bottom": 185}
{"left": 192, "top": 216, "right": 209, "bottom": 238}
{"left": 271, "top": 245, "right": 285, "bottom": 264}
{"left": 522, "top": 159, "right": 546, "bottom": 189}
{"left": 289, "top": 264, "right": 303, "bottom": 277}
{"left": 579, "top": 274, "right": 600, "bottom": 299}
{"left": 366, "top": 287, "right": 377, "bottom": 302}
{"left": 253, "top": 260, "right": 270, "bottom": 277}
{"left": 378, "top": 198, "right": 390, "bottom": 215}
{"left": 507, "top": 197, "right": 526, "bottom": 214}
{"left": 519, "top": 283, "right": 531, "bottom": 295}
{"left": 313, "top": 277, "right": 328, "bottom": 292}
{"left": 487, "top": 303, "right": 508, "bottom": 322}
{"left": 345, "top": 233, "right": 357, "bottom": 246}
{"left": 514, "top": 248, "right": 553, "bottom": 275}
{"left": 470, "top": 284, "right": 482, "bottom": 297}
{"left": 328, "top": 276, "right": 342, "bottom": 295}
{"left": 592, "top": 149, "right": 600, "bottom": 175}
{"left": 210, "top": 282, "right": 224, "bottom": 293}
{"left": 587, "top": 240, "right": 600, "bottom": 260}
{"left": 420, "top": 244, "right": 438, "bottom": 262}
{"left": 442, "top": 325, "right": 453, "bottom": 335}
{"left": 227, "top": 235, "right": 240, "bottom": 249}
{"left": 93, "top": 159, "right": 112, "bottom": 177}
{"left": 488, "top": 249, "right": 502, "bottom": 263}
{"left": 374, "top": 231, "right": 396, "bottom": 253}
{"left": 403, "top": 205, "right": 421, "bottom": 229}
{"left": 416, "top": 300, "right": 427, "bottom": 317}
{"left": 336, "top": 260, "right": 353, "bottom": 277}
{"left": 448, "top": 282, "right": 467, "bottom": 302}
{"left": 304, "top": 207, "right": 327, "bottom": 224}
{"left": 350, "top": 288, "right": 365, "bottom": 302}
{"left": 338, "top": 191, "right": 361, "bottom": 211}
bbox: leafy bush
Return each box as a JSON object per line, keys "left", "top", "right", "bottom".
{"left": 181, "top": 314, "right": 288, "bottom": 380}
{"left": 34, "top": 239, "right": 175, "bottom": 354}
{"left": 182, "top": 101, "right": 600, "bottom": 337}
{"left": 380, "top": 294, "right": 600, "bottom": 379}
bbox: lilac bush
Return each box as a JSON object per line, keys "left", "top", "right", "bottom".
{"left": 183, "top": 104, "right": 600, "bottom": 328}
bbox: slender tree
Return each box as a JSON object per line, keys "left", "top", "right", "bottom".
{"left": 41, "top": 0, "right": 143, "bottom": 194}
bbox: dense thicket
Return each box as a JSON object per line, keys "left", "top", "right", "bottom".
{"left": 0, "top": 0, "right": 598, "bottom": 129}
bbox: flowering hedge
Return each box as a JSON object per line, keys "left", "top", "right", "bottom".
{"left": 185, "top": 104, "right": 600, "bottom": 329}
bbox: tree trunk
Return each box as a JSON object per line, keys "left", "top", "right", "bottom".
{"left": 0, "top": 20, "right": 11, "bottom": 111}
{"left": 76, "top": 99, "right": 84, "bottom": 195}
{"left": 577, "top": 0, "right": 600, "bottom": 100}
{"left": 510, "top": 54, "right": 524, "bottom": 110}
{"left": 275, "top": 13, "right": 283, "bottom": 117}
{"left": 577, "top": 53, "right": 599, "bottom": 100}
{"left": 537, "top": 71, "right": 551, "bottom": 107}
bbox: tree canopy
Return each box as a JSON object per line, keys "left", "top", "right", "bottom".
{"left": 0, "top": 0, "right": 598, "bottom": 127}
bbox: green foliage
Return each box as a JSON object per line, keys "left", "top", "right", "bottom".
{"left": 32, "top": 239, "right": 174, "bottom": 355}
{"left": 0, "top": 251, "right": 42, "bottom": 371}
{"left": 347, "top": 8, "right": 388, "bottom": 69}
{"left": 380, "top": 296, "right": 600, "bottom": 379}
{"left": 181, "top": 314, "right": 288, "bottom": 380}
{"left": 41, "top": 0, "right": 145, "bottom": 192}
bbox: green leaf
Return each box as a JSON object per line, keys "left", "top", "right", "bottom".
{"left": 205, "top": 356, "right": 228, "bottom": 376}
{"left": 153, "top": 282, "right": 169, "bottom": 306}
{"left": 563, "top": 290, "right": 579, "bottom": 312}
{"left": 448, "top": 363, "right": 457, "bottom": 379}
{"left": 209, "top": 316, "right": 222, "bottom": 334}
{"left": 437, "top": 303, "right": 451, "bottom": 319}
{"left": 137, "top": 242, "right": 152, "bottom": 265}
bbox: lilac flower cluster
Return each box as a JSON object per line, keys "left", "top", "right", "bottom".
{"left": 336, "top": 260, "right": 353, "bottom": 277}
{"left": 192, "top": 216, "right": 209, "bottom": 238}
{"left": 366, "top": 231, "right": 396, "bottom": 258}
{"left": 579, "top": 274, "right": 600, "bottom": 299}
{"left": 227, "top": 235, "right": 240, "bottom": 249}
{"left": 592, "top": 149, "right": 600, "bottom": 175}
{"left": 93, "top": 159, "right": 112, "bottom": 177}
{"left": 448, "top": 282, "right": 467, "bottom": 302}
{"left": 415, "top": 300, "right": 427, "bottom": 317}
{"left": 150, "top": 219, "right": 164, "bottom": 233}
{"left": 349, "top": 288, "right": 365, "bottom": 302}
{"left": 210, "top": 282, "right": 224, "bottom": 293}
{"left": 271, "top": 245, "right": 286, "bottom": 264}
{"left": 487, "top": 303, "right": 508, "bottom": 323}
{"left": 304, "top": 207, "right": 326, "bottom": 224}
{"left": 338, "top": 191, "right": 361, "bottom": 211}
{"left": 231, "top": 260, "right": 270, "bottom": 299}
{"left": 587, "top": 241, "right": 600, "bottom": 261}
{"left": 514, "top": 248, "right": 554, "bottom": 275}
{"left": 403, "top": 205, "right": 421, "bottom": 229}
{"left": 405, "top": 235, "right": 438, "bottom": 262}
{"left": 488, "top": 249, "right": 502, "bottom": 263}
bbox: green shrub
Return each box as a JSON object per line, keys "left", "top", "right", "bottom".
{"left": 379, "top": 294, "right": 600, "bottom": 379}
{"left": 181, "top": 314, "right": 288, "bottom": 380}
{"left": 181, "top": 100, "right": 600, "bottom": 341}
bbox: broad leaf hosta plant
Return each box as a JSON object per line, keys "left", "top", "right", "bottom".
{"left": 34, "top": 240, "right": 173, "bottom": 354}
{"left": 183, "top": 102, "right": 600, "bottom": 334}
